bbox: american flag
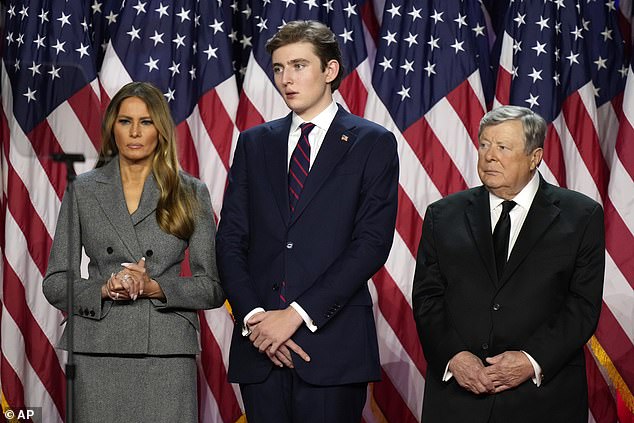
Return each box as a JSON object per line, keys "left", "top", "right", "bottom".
{"left": 1, "top": 1, "right": 632, "bottom": 423}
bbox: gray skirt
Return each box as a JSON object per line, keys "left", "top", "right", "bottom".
{"left": 74, "top": 353, "right": 197, "bottom": 423}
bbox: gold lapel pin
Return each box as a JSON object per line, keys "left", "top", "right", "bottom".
{"left": 341, "top": 134, "right": 349, "bottom": 142}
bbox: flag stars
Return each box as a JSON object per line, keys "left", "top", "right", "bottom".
{"left": 256, "top": 17, "right": 268, "bottom": 32}
{"left": 204, "top": 44, "right": 218, "bottom": 59}
{"left": 379, "top": 57, "right": 393, "bottom": 72}
{"left": 150, "top": 31, "right": 164, "bottom": 46}
{"left": 535, "top": 16, "right": 549, "bottom": 31}
{"left": 339, "top": 28, "right": 353, "bottom": 44}
{"left": 511, "top": 66, "right": 519, "bottom": 79}
{"left": 532, "top": 41, "right": 547, "bottom": 56}
{"left": 430, "top": 9, "right": 443, "bottom": 24}
{"left": 14, "top": 60, "right": 20, "bottom": 71}
{"left": 581, "top": 18, "right": 590, "bottom": 31}
{"left": 618, "top": 65, "right": 628, "bottom": 78}
{"left": 240, "top": 34, "right": 253, "bottom": 49}
{"left": 387, "top": 3, "right": 401, "bottom": 18}
{"left": 454, "top": 13, "right": 467, "bottom": 28}
{"left": 601, "top": 26, "right": 613, "bottom": 41}
{"left": 16, "top": 34, "right": 24, "bottom": 46}
{"left": 397, "top": 85, "right": 410, "bottom": 100}
{"left": 553, "top": 0, "right": 565, "bottom": 9}
{"left": 23, "top": 88, "right": 37, "bottom": 103}
{"left": 592, "top": 85, "right": 600, "bottom": 98}
{"left": 176, "top": 7, "right": 191, "bottom": 22}
{"left": 427, "top": 35, "right": 440, "bottom": 51}
{"left": 383, "top": 30, "right": 397, "bottom": 46}
{"left": 571, "top": 26, "right": 583, "bottom": 40}
{"left": 172, "top": 33, "right": 186, "bottom": 49}
{"left": 189, "top": 65, "right": 197, "bottom": 80}
{"left": 451, "top": 39, "right": 465, "bottom": 53}
{"left": 472, "top": 23, "right": 485, "bottom": 37}
{"left": 344, "top": 2, "right": 357, "bottom": 18}
{"left": 282, "top": 0, "right": 295, "bottom": 7}
{"left": 553, "top": 72, "right": 561, "bottom": 86}
{"left": 38, "top": 9, "right": 49, "bottom": 23}
{"left": 76, "top": 43, "right": 90, "bottom": 58}
{"left": 8, "top": 5, "right": 16, "bottom": 18}
{"left": 322, "top": 0, "right": 334, "bottom": 12}
{"left": 91, "top": 0, "right": 102, "bottom": 14}
{"left": 304, "top": 0, "right": 318, "bottom": 10}
{"left": 164, "top": 88, "right": 175, "bottom": 102}
{"left": 528, "top": 67, "right": 543, "bottom": 82}
{"left": 525, "top": 93, "right": 540, "bottom": 108}
{"left": 400, "top": 59, "right": 414, "bottom": 75}
{"left": 404, "top": 32, "right": 418, "bottom": 47}
{"left": 145, "top": 56, "right": 159, "bottom": 72}
{"left": 155, "top": 2, "right": 169, "bottom": 18}
{"left": 6, "top": 32, "right": 14, "bottom": 46}
{"left": 33, "top": 34, "right": 46, "bottom": 49}
{"left": 49, "top": 65, "right": 61, "bottom": 80}
{"left": 566, "top": 51, "right": 579, "bottom": 65}
{"left": 424, "top": 61, "right": 436, "bottom": 76}
{"left": 133, "top": 1, "right": 147, "bottom": 15}
{"left": 52, "top": 39, "right": 66, "bottom": 54}
{"left": 408, "top": 6, "right": 422, "bottom": 21}
{"left": 28, "top": 61, "right": 41, "bottom": 76}
{"left": 58, "top": 12, "right": 71, "bottom": 27}
{"left": 594, "top": 56, "right": 607, "bottom": 71}
{"left": 81, "top": 18, "right": 90, "bottom": 32}
{"left": 605, "top": 0, "right": 616, "bottom": 11}
{"left": 127, "top": 26, "right": 141, "bottom": 41}
{"left": 19, "top": 5, "right": 29, "bottom": 20}
{"left": 513, "top": 40, "right": 522, "bottom": 53}
{"left": 241, "top": 5, "right": 252, "bottom": 19}
{"left": 513, "top": 12, "right": 526, "bottom": 28}
{"left": 209, "top": 19, "right": 224, "bottom": 34}
{"left": 105, "top": 10, "right": 118, "bottom": 24}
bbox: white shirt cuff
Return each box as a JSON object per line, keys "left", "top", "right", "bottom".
{"left": 242, "top": 307, "right": 265, "bottom": 336}
{"left": 521, "top": 350, "right": 543, "bottom": 386}
{"left": 442, "top": 361, "right": 453, "bottom": 382}
{"left": 290, "top": 302, "right": 317, "bottom": 332}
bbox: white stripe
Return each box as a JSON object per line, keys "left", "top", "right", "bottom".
{"left": 98, "top": 45, "right": 133, "bottom": 100}
{"left": 383, "top": 233, "right": 416, "bottom": 308}
{"left": 4, "top": 212, "right": 65, "bottom": 344}
{"left": 577, "top": 82, "right": 601, "bottom": 140}
{"left": 604, "top": 253, "right": 634, "bottom": 343}
{"left": 608, "top": 157, "right": 634, "bottom": 233}
{"left": 426, "top": 98, "right": 480, "bottom": 187}
{"left": 242, "top": 53, "right": 289, "bottom": 122}
{"left": 467, "top": 70, "right": 488, "bottom": 117}
{"left": 196, "top": 359, "right": 226, "bottom": 423}
{"left": 369, "top": 281, "right": 424, "bottom": 420}
{"left": 1, "top": 63, "right": 60, "bottom": 237}
{"left": 596, "top": 102, "right": 619, "bottom": 169}
{"left": 214, "top": 75, "right": 241, "bottom": 165}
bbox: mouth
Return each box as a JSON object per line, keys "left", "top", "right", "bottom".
{"left": 126, "top": 144, "right": 144, "bottom": 149}
{"left": 285, "top": 91, "right": 298, "bottom": 98}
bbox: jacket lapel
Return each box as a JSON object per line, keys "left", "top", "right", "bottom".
{"left": 501, "top": 179, "right": 560, "bottom": 286}
{"left": 289, "top": 108, "right": 355, "bottom": 226}
{"left": 465, "top": 187, "right": 498, "bottom": 285}
{"left": 93, "top": 157, "right": 142, "bottom": 258}
{"left": 263, "top": 114, "right": 293, "bottom": 224}
{"left": 131, "top": 172, "right": 159, "bottom": 225}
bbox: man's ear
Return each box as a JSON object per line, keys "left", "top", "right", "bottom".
{"left": 324, "top": 59, "right": 340, "bottom": 84}
{"left": 530, "top": 148, "right": 544, "bottom": 170}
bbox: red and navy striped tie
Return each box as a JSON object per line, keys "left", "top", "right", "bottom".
{"left": 288, "top": 122, "right": 315, "bottom": 213}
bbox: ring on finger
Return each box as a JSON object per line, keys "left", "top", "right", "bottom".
{"left": 116, "top": 292, "right": 120, "bottom": 299}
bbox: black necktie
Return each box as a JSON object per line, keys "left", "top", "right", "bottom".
{"left": 288, "top": 122, "right": 315, "bottom": 213}
{"left": 493, "top": 200, "right": 516, "bottom": 279}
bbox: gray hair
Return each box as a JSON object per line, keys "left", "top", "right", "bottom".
{"left": 478, "top": 105, "right": 547, "bottom": 153}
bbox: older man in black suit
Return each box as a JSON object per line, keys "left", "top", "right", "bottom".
{"left": 412, "top": 105, "right": 604, "bottom": 423}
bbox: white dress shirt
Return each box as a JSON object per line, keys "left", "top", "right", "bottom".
{"left": 242, "top": 101, "right": 339, "bottom": 336}
{"left": 443, "top": 172, "right": 543, "bottom": 386}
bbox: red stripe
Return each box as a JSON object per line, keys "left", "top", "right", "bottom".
{"left": 197, "top": 88, "right": 235, "bottom": 170}
{"left": 594, "top": 304, "right": 634, "bottom": 393}
{"left": 604, "top": 198, "right": 634, "bottom": 290}
{"left": 3, "top": 261, "right": 66, "bottom": 418}
{"left": 26, "top": 121, "right": 67, "bottom": 200}
{"left": 338, "top": 69, "right": 368, "bottom": 117}
{"left": 290, "top": 170, "right": 304, "bottom": 188}
{"left": 360, "top": 0, "right": 380, "bottom": 42}
{"left": 561, "top": 92, "right": 610, "bottom": 200}
{"left": 373, "top": 268, "right": 426, "bottom": 376}
{"left": 292, "top": 156, "right": 308, "bottom": 175}
{"left": 615, "top": 112, "right": 634, "bottom": 181}
{"left": 585, "top": 345, "right": 618, "bottom": 423}
{"left": 396, "top": 186, "right": 423, "bottom": 257}
{"left": 1, "top": 350, "right": 26, "bottom": 413}
{"left": 176, "top": 121, "right": 200, "bottom": 178}
{"left": 297, "top": 142, "right": 309, "bottom": 161}
{"left": 403, "top": 117, "right": 468, "bottom": 197}
{"left": 495, "top": 65, "right": 512, "bottom": 106}
{"left": 5, "top": 165, "right": 52, "bottom": 275}
{"left": 373, "top": 369, "right": 419, "bottom": 423}
{"left": 236, "top": 92, "right": 265, "bottom": 132}
{"left": 198, "top": 315, "right": 242, "bottom": 422}
{"left": 66, "top": 83, "right": 102, "bottom": 151}
{"left": 543, "top": 124, "right": 567, "bottom": 187}
{"left": 446, "top": 79, "right": 486, "bottom": 147}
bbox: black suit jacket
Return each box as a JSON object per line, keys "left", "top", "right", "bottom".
{"left": 217, "top": 106, "right": 399, "bottom": 386}
{"left": 412, "top": 176, "right": 604, "bottom": 423}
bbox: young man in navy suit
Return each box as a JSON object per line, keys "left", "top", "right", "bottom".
{"left": 217, "top": 20, "right": 399, "bottom": 423}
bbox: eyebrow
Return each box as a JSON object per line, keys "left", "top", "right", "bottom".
{"left": 273, "top": 58, "right": 310, "bottom": 66}
{"left": 117, "top": 114, "right": 152, "bottom": 119}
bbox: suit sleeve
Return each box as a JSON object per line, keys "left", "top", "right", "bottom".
{"left": 42, "top": 184, "right": 106, "bottom": 320}
{"left": 216, "top": 134, "right": 264, "bottom": 320}
{"left": 294, "top": 130, "right": 399, "bottom": 328}
{"left": 521, "top": 203, "right": 604, "bottom": 383}
{"left": 151, "top": 180, "right": 225, "bottom": 310}
{"left": 411, "top": 204, "right": 468, "bottom": 375}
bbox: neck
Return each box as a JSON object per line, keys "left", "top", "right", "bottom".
{"left": 119, "top": 159, "right": 152, "bottom": 185}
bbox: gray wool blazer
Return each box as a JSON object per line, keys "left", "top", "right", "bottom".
{"left": 43, "top": 157, "right": 225, "bottom": 355}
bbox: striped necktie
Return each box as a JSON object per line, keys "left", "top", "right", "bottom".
{"left": 288, "top": 122, "right": 315, "bottom": 213}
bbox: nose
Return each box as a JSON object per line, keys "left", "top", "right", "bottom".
{"left": 129, "top": 122, "right": 140, "bottom": 137}
{"left": 281, "top": 69, "right": 292, "bottom": 86}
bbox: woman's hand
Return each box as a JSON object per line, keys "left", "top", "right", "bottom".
{"left": 119, "top": 257, "right": 151, "bottom": 300}
{"left": 101, "top": 273, "right": 131, "bottom": 301}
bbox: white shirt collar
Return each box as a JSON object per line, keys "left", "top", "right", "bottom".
{"left": 489, "top": 171, "right": 540, "bottom": 212}
{"left": 290, "top": 101, "right": 338, "bottom": 135}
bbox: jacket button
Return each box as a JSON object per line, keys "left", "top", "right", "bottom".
{"left": 482, "top": 343, "right": 489, "bottom": 350}
{"left": 106, "top": 247, "right": 113, "bottom": 254}
{"left": 492, "top": 303, "right": 501, "bottom": 311}
{"left": 78, "top": 307, "right": 84, "bottom": 315}
{"left": 286, "top": 242, "right": 293, "bottom": 249}
{"left": 89, "top": 310, "right": 95, "bottom": 317}
{"left": 146, "top": 249, "right": 153, "bottom": 257}
{"left": 272, "top": 283, "right": 279, "bottom": 291}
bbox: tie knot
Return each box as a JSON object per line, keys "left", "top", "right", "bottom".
{"left": 300, "top": 122, "right": 315, "bottom": 136}
{"left": 501, "top": 200, "right": 516, "bottom": 215}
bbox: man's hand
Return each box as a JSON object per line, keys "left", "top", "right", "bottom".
{"left": 248, "top": 308, "right": 304, "bottom": 354}
{"left": 265, "top": 339, "right": 311, "bottom": 368}
{"left": 484, "top": 351, "right": 534, "bottom": 393}
{"left": 448, "top": 351, "right": 495, "bottom": 395}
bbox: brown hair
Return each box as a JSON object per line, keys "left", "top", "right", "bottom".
{"left": 97, "top": 81, "right": 198, "bottom": 239}
{"left": 266, "top": 20, "right": 344, "bottom": 91}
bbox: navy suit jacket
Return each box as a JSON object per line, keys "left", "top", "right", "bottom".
{"left": 412, "top": 177, "right": 605, "bottom": 423}
{"left": 217, "top": 106, "right": 399, "bottom": 386}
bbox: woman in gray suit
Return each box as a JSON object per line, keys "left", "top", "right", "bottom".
{"left": 43, "top": 82, "right": 225, "bottom": 422}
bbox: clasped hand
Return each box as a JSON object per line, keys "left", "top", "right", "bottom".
{"left": 247, "top": 309, "right": 311, "bottom": 368}
{"left": 101, "top": 257, "right": 151, "bottom": 301}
